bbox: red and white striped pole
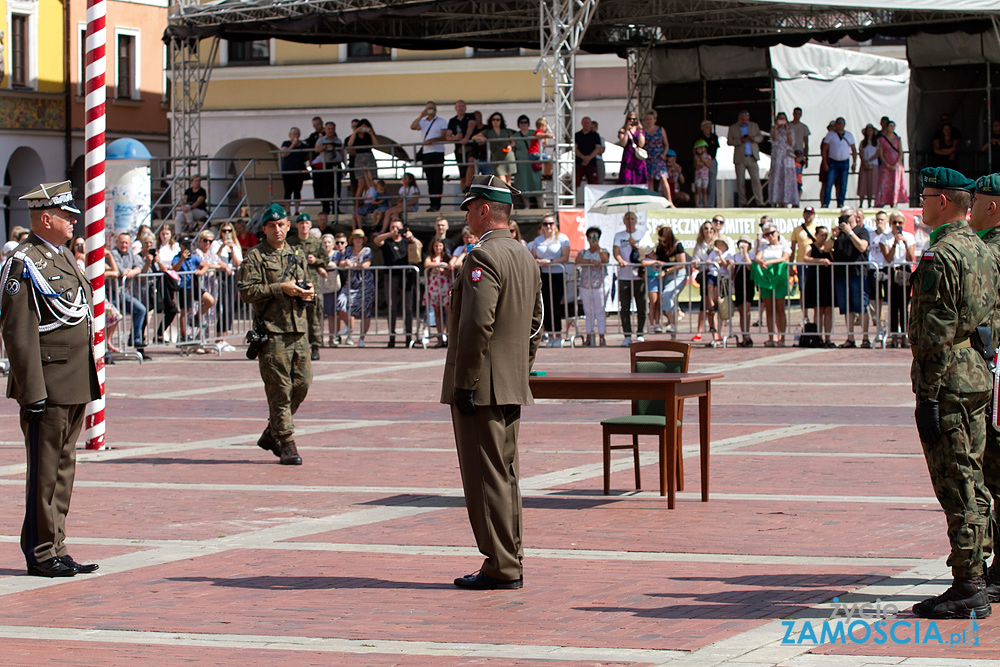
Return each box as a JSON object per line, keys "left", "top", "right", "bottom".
{"left": 83, "top": 0, "right": 107, "bottom": 450}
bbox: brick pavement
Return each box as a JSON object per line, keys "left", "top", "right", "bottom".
{"left": 0, "top": 345, "right": 997, "bottom": 666}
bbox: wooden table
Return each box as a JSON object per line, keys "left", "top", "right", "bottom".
{"left": 528, "top": 372, "right": 723, "bottom": 509}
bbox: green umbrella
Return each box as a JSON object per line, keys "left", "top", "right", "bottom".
{"left": 588, "top": 186, "right": 672, "bottom": 214}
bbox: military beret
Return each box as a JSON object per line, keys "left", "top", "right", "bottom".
{"left": 919, "top": 167, "right": 976, "bottom": 193}
{"left": 460, "top": 174, "right": 520, "bottom": 211}
{"left": 261, "top": 203, "right": 287, "bottom": 223}
{"left": 295, "top": 213, "right": 311, "bottom": 222}
{"left": 19, "top": 180, "right": 81, "bottom": 214}
{"left": 975, "top": 173, "right": 1000, "bottom": 196}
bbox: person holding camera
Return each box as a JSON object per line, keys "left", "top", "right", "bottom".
{"left": 374, "top": 219, "right": 422, "bottom": 348}
{"left": 617, "top": 111, "right": 647, "bottom": 185}
{"left": 830, "top": 207, "right": 871, "bottom": 348}
{"left": 909, "top": 167, "right": 997, "bottom": 620}
{"left": 237, "top": 204, "right": 315, "bottom": 466}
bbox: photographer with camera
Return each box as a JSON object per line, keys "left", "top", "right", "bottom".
{"left": 237, "top": 204, "right": 315, "bottom": 466}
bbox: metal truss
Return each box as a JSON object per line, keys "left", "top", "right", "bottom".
{"left": 625, "top": 40, "right": 655, "bottom": 118}
{"left": 539, "top": 0, "right": 598, "bottom": 210}
{"left": 169, "top": 30, "right": 217, "bottom": 176}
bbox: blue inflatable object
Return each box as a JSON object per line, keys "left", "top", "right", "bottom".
{"left": 107, "top": 138, "right": 152, "bottom": 160}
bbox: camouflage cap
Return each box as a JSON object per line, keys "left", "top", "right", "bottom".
{"left": 919, "top": 167, "right": 976, "bottom": 193}
{"left": 295, "top": 212, "right": 311, "bottom": 223}
{"left": 261, "top": 203, "right": 287, "bottom": 223}
{"left": 975, "top": 173, "right": 1000, "bottom": 196}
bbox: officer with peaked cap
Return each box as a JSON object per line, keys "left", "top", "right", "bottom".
{"left": 441, "top": 175, "right": 542, "bottom": 590}
{"left": 969, "top": 171, "right": 1000, "bottom": 605}
{"left": 0, "top": 181, "right": 100, "bottom": 577}
{"left": 910, "top": 167, "right": 998, "bottom": 618}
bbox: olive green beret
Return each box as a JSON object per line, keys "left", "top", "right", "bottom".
{"left": 261, "top": 203, "right": 287, "bottom": 223}
{"left": 295, "top": 213, "right": 311, "bottom": 222}
{"left": 975, "top": 173, "right": 1000, "bottom": 196}
{"left": 919, "top": 167, "right": 976, "bottom": 193}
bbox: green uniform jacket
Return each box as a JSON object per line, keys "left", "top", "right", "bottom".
{"left": 287, "top": 235, "right": 325, "bottom": 284}
{"left": 440, "top": 233, "right": 543, "bottom": 406}
{"left": 0, "top": 233, "right": 100, "bottom": 406}
{"left": 237, "top": 240, "right": 309, "bottom": 334}
{"left": 909, "top": 219, "right": 998, "bottom": 400}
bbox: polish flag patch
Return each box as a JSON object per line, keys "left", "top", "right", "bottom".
{"left": 470, "top": 268, "right": 482, "bottom": 282}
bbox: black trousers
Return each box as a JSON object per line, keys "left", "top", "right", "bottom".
{"left": 618, "top": 276, "right": 646, "bottom": 335}
{"left": 422, "top": 152, "right": 445, "bottom": 209}
{"left": 540, "top": 272, "right": 564, "bottom": 333}
{"left": 889, "top": 270, "right": 909, "bottom": 335}
{"left": 387, "top": 269, "right": 414, "bottom": 338}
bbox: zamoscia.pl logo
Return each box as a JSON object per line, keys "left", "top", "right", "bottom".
{"left": 780, "top": 597, "right": 980, "bottom": 646}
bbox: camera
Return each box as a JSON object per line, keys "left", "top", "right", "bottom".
{"left": 295, "top": 280, "right": 312, "bottom": 305}
{"left": 245, "top": 328, "right": 269, "bottom": 360}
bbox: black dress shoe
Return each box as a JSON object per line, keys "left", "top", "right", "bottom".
{"left": 27, "top": 556, "right": 77, "bottom": 578}
{"left": 453, "top": 571, "right": 523, "bottom": 590}
{"left": 60, "top": 555, "right": 99, "bottom": 573}
{"left": 310, "top": 348, "right": 320, "bottom": 361}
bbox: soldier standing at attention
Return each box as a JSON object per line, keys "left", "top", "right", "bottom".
{"left": 441, "top": 175, "right": 542, "bottom": 590}
{"left": 238, "top": 204, "right": 314, "bottom": 465}
{"left": 286, "top": 212, "right": 326, "bottom": 361}
{"left": 910, "top": 167, "right": 997, "bottom": 619}
{"left": 968, "top": 171, "right": 1000, "bottom": 603}
{"left": 0, "top": 181, "right": 101, "bottom": 577}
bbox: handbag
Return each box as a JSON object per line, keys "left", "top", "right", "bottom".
{"left": 634, "top": 146, "right": 648, "bottom": 161}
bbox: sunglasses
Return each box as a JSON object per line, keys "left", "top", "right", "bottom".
{"left": 542, "top": 222, "right": 555, "bottom": 226}
{"left": 764, "top": 231, "right": 777, "bottom": 236}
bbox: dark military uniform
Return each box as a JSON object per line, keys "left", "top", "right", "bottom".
{"left": 237, "top": 238, "right": 312, "bottom": 452}
{"left": 1, "top": 232, "right": 100, "bottom": 569}
{"left": 287, "top": 233, "right": 325, "bottom": 352}
{"left": 441, "top": 176, "right": 542, "bottom": 588}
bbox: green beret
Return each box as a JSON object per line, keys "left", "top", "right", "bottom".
{"left": 976, "top": 173, "right": 1000, "bottom": 196}
{"left": 261, "top": 203, "right": 287, "bottom": 223}
{"left": 295, "top": 213, "right": 311, "bottom": 223}
{"left": 919, "top": 167, "right": 976, "bottom": 193}
{"left": 460, "top": 174, "right": 521, "bottom": 211}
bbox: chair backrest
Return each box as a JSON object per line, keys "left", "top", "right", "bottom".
{"left": 630, "top": 340, "right": 691, "bottom": 416}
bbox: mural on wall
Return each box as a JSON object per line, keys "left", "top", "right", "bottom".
{"left": 0, "top": 96, "right": 65, "bottom": 131}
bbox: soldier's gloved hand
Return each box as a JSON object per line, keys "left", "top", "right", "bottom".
{"left": 915, "top": 399, "right": 941, "bottom": 443}
{"left": 23, "top": 399, "right": 46, "bottom": 424}
{"left": 453, "top": 388, "right": 476, "bottom": 416}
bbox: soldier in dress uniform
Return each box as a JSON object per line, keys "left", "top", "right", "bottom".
{"left": 441, "top": 175, "right": 542, "bottom": 590}
{"left": 0, "top": 181, "right": 101, "bottom": 577}
{"left": 286, "top": 213, "right": 326, "bottom": 361}
{"left": 969, "top": 171, "right": 1000, "bottom": 604}
{"left": 237, "top": 204, "right": 314, "bottom": 466}
{"left": 910, "top": 167, "right": 997, "bottom": 618}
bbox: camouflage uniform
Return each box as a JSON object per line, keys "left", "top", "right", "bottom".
{"left": 287, "top": 234, "right": 325, "bottom": 351}
{"left": 910, "top": 217, "right": 997, "bottom": 578}
{"left": 978, "top": 226, "right": 1000, "bottom": 555}
{"left": 237, "top": 239, "right": 312, "bottom": 445}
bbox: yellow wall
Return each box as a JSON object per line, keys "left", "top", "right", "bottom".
{"left": 1, "top": 0, "right": 66, "bottom": 91}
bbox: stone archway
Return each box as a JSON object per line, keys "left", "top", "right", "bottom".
{"left": 210, "top": 138, "right": 279, "bottom": 219}
{"left": 3, "top": 146, "right": 47, "bottom": 238}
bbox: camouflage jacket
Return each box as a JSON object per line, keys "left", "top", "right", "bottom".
{"left": 909, "top": 218, "right": 998, "bottom": 400}
{"left": 236, "top": 240, "right": 309, "bottom": 334}
{"left": 286, "top": 234, "right": 325, "bottom": 284}
{"left": 979, "top": 226, "right": 1000, "bottom": 343}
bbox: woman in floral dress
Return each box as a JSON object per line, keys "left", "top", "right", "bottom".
{"left": 768, "top": 112, "right": 799, "bottom": 207}
{"left": 617, "top": 111, "right": 647, "bottom": 184}
{"left": 643, "top": 109, "right": 669, "bottom": 197}
{"left": 875, "top": 120, "right": 908, "bottom": 207}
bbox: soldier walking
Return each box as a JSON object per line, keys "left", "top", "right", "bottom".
{"left": 0, "top": 181, "right": 101, "bottom": 577}
{"left": 237, "top": 204, "right": 314, "bottom": 465}
{"left": 968, "top": 171, "right": 1000, "bottom": 604}
{"left": 910, "top": 167, "right": 997, "bottom": 618}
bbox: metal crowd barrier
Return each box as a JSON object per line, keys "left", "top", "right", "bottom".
{"left": 321, "top": 264, "right": 424, "bottom": 348}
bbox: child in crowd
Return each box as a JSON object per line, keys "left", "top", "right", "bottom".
{"left": 353, "top": 179, "right": 390, "bottom": 230}
{"left": 665, "top": 150, "right": 690, "bottom": 205}
{"left": 529, "top": 118, "right": 554, "bottom": 163}
{"left": 693, "top": 140, "right": 712, "bottom": 208}
{"left": 449, "top": 226, "right": 479, "bottom": 272}
{"left": 575, "top": 226, "right": 609, "bottom": 347}
{"left": 382, "top": 173, "right": 420, "bottom": 232}
{"left": 704, "top": 236, "right": 734, "bottom": 343}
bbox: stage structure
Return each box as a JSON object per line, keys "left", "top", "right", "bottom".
{"left": 164, "top": 0, "right": 1000, "bottom": 211}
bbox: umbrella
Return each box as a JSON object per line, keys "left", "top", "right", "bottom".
{"left": 588, "top": 185, "right": 672, "bottom": 214}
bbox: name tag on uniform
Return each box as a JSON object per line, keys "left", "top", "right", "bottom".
{"left": 470, "top": 268, "right": 482, "bottom": 283}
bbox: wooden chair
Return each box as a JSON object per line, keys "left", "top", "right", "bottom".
{"left": 599, "top": 340, "right": 691, "bottom": 496}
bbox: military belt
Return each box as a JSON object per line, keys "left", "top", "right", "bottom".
{"left": 953, "top": 338, "right": 972, "bottom": 350}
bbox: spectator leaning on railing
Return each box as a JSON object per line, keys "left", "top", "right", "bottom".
{"left": 612, "top": 211, "right": 647, "bottom": 347}
{"left": 109, "top": 232, "right": 150, "bottom": 360}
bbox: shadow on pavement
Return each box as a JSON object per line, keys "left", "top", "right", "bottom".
{"left": 166, "top": 575, "right": 453, "bottom": 590}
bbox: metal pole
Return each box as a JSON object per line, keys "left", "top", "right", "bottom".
{"left": 83, "top": 0, "right": 107, "bottom": 450}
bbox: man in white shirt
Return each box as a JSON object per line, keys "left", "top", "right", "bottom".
{"left": 821, "top": 117, "right": 857, "bottom": 208}
{"left": 612, "top": 212, "right": 646, "bottom": 346}
{"left": 790, "top": 107, "right": 811, "bottom": 168}
{"left": 410, "top": 101, "right": 448, "bottom": 212}
{"left": 879, "top": 212, "right": 915, "bottom": 346}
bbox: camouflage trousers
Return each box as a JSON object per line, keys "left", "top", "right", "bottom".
{"left": 305, "top": 299, "right": 322, "bottom": 350}
{"left": 919, "top": 390, "right": 992, "bottom": 578}
{"left": 984, "top": 412, "right": 1000, "bottom": 563}
{"left": 258, "top": 332, "right": 312, "bottom": 442}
